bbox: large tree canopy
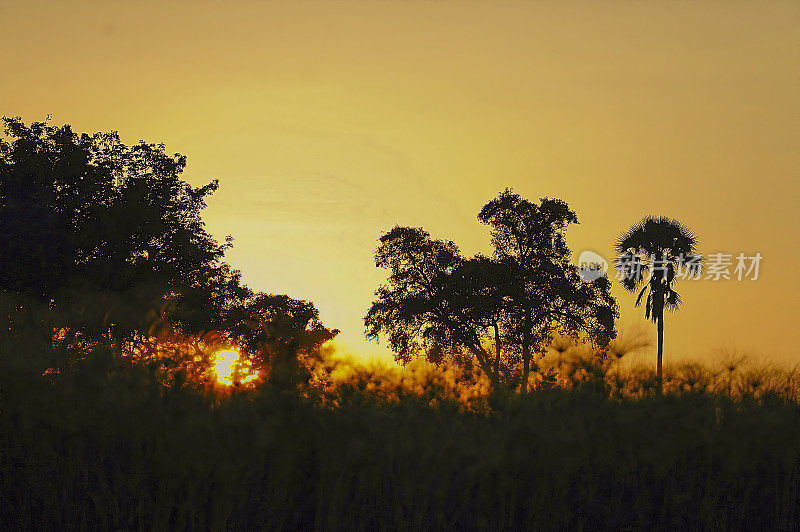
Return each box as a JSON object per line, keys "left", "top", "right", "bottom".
{"left": 365, "top": 190, "right": 618, "bottom": 393}
{"left": 0, "top": 117, "right": 228, "bottom": 339}
{"left": 363, "top": 226, "right": 510, "bottom": 387}
{"left": 0, "top": 117, "right": 336, "bottom": 385}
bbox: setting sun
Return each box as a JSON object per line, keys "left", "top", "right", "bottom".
{"left": 213, "top": 349, "right": 259, "bottom": 386}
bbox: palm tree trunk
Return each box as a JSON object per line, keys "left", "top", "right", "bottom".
{"left": 657, "top": 313, "right": 664, "bottom": 394}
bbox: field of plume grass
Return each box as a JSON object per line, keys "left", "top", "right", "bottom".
{"left": 2, "top": 342, "right": 800, "bottom": 530}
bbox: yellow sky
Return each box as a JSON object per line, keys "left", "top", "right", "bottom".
{"left": 2, "top": 1, "right": 798, "bottom": 364}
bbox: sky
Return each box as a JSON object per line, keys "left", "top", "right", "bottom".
{"left": 2, "top": 0, "right": 798, "bottom": 365}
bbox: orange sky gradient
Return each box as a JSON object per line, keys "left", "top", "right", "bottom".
{"left": 2, "top": 0, "right": 798, "bottom": 365}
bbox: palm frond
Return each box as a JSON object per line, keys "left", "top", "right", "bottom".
{"left": 615, "top": 216, "right": 699, "bottom": 257}
{"left": 635, "top": 285, "right": 648, "bottom": 307}
{"left": 665, "top": 289, "right": 682, "bottom": 311}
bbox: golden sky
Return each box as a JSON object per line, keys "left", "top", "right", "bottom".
{"left": 2, "top": 1, "right": 798, "bottom": 364}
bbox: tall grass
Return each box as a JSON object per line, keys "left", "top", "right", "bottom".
{"left": 2, "top": 342, "right": 799, "bottom": 530}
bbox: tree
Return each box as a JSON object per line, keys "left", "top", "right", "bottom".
{"left": 0, "top": 117, "right": 337, "bottom": 387}
{"left": 478, "top": 189, "right": 617, "bottom": 394}
{"left": 615, "top": 216, "right": 701, "bottom": 394}
{"left": 0, "top": 117, "right": 228, "bottom": 342}
{"left": 228, "top": 293, "right": 338, "bottom": 390}
{"left": 365, "top": 191, "right": 618, "bottom": 394}
{"left": 444, "top": 256, "right": 513, "bottom": 389}
{"left": 363, "top": 226, "right": 501, "bottom": 383}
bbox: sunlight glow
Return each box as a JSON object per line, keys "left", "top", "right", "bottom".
{"left": 213, "top": 349, "right": 259, "bottom": 386}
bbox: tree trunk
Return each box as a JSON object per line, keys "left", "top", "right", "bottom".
{"left": 521, "top": 351, "right": 530, "bottom": 395}
{"left": 657, "top": 312, "right": 664, "bottom": 394}
{"left": 521, "top": 307, "right": 532, "bottom": 395}
{"left": 468, "top": 345, "right": 495, "bottom": 389}
{"left": 492, "top": 321, "right": 501, "bottom": 390}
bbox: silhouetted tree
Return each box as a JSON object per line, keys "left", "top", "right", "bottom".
{"left": 228, "top": 293, "right": 338, "bottom": 390}
{"left": 0, "top": 117, "right": 229, "bottom": 343}
{"left": 615, "top": 216, "right": 701, "bottom": 393}
{"left": 444, "top": 256, "right": 512, "bottom": 389}
{"left": 365, "top": 191, "right": 617, "bottom": 394}
{"left": 478, "top": 189, "right": 617, "bottom": 394}
{"left": 363, "top": 227, "right": 499, "bottom": 380}
{"left": 0, "top": 118, "right": 336, "bottom": 385}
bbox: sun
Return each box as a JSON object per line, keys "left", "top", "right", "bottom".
{"left": 213, "top": 349, "right": 259, "bottom": 386}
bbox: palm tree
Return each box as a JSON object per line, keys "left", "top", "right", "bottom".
{"left": 615, "top": 217, "right": 700, "bottom": 394}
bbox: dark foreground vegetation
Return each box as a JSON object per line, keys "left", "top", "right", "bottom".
{"left": 3, "top": 347, "right": 800, "bottom": 530}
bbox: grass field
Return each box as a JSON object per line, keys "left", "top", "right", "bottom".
{"left": 3, "top": 344, "right": 799, "bottom": 530}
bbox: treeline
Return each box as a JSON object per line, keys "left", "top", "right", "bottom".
{"left": 364, "top": 195, "right": 703, "bottom": 396}
{"left": 0, "top": 117, "right": 706, "bottom": 397}
{"left": 364, "top": 193, "right": 616, "bottom": 396}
